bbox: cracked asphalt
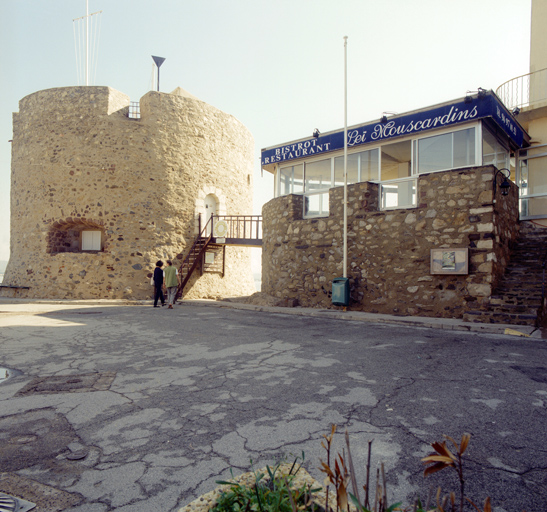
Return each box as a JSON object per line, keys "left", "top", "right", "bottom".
{"left": 0, "top": 299, "right": 546, "bottom": 512}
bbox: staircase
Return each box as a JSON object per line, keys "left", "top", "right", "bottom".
{"left": 463, "top": 221, "right": 547, "bottom": 326}
{"left": 173, "top": 214, "right": 262, "bottom": 301}
{"left": 176, "top": 237, "right": 210, "bottom": 295}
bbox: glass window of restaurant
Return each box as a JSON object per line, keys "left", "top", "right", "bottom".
{"left": 279, "top": 164, "right": 304, "bottom": 196}
{"left": 380, "top": 139, "right": 414, "bottom": 209}
{"left": 334, "top": 148, "right": 380, "bottom": 186}
{"left": 415, "top": 126, "right": 476, "bottom": 174}
{"left": 275, "top": 121, "right": 498, "bottom": 217}
{"left": 304, "top": 158, "right": 331, "bottom": 217}
{"left": 482, "top": 127, "right": 510, "bottom": 171}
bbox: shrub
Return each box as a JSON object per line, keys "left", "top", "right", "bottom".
{"left": 210, "top": 427, "right": 496, "bottom": 512}
{"left": 212, "top": 457, "right": 322, "bottom": 512}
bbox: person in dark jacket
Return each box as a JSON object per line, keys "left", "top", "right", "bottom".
{"left": 153, "top": 260, "right": 165, "bottom": 307}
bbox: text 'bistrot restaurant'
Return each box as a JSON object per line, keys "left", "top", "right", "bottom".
{"left": 260, "top": 90, "right": 534, "bottom": 320}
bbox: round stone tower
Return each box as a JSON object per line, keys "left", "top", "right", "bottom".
{"left": 2, "top": 86, "right": 256, "bottom": 299}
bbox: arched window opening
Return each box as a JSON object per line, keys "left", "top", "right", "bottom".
{"left": 47, "top": 220, "right": 105, "bottom": 254}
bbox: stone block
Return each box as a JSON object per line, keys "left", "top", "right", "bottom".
{"left": 467, "top": 283, "right": 491, "bottom": 297}
{"left": 478, "top": 190, "right": 493, "bottom": 203}
{"left": 477, "top": 223, "right": 494, "bottom": 232}
{"left": 477, "top": 239, "right": 494, "bottom": 249}
{"left": 469, "top": 206, "right": 493, "bottom": 215}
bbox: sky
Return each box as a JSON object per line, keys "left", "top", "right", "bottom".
{"left": 0, "top": 0, "right": 533, "bottom": 263}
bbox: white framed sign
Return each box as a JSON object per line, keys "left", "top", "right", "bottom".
{"left": 430, "top": 248, "right": 469, "bottom": 275}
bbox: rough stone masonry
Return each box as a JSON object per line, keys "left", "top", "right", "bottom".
{"left": 2, "top": 86, "right": 255, "bottom": 300}
{"left": 262, "top": 165, "right": 519, "bottom": 319}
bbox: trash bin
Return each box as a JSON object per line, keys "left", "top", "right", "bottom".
{"left": 331, "top": 277, "right": 349, "bottom": 307}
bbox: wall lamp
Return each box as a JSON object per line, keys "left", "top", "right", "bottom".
{"left": 313, "top": 128, "right": 320, "bottom": 138}
{"left": 512, "top": 107, "right": 521, "bottom": 116}
{"left": 380, "top": 111, "right": 398, "bottom": 123}
{"left": 465, "top": 88, "right": 488, "bottom": 103}
{"left": 493, "top": 168, "right": 511, "bottom": 201}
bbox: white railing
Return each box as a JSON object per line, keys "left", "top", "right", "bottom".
{"left": 127, "top": 101, "right": 140, "bottom": 119}
{"left": 496, "top": 68, "right": 547, "bottom": 111}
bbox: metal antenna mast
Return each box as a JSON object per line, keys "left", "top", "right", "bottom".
{"left": 73, "top": 1, "right": 103, "bottom": 85}
{"left": 86, "top": 0, "right": 89, "bottom": 85}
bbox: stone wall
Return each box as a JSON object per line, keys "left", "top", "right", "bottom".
{"left": 2, "top": 86, "right": 255, "bottom": 300}
{"left": 262, "top": 166, "right": 519, "bottom": 318}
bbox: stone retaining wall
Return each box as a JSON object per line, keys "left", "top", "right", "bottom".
{"left": 262, "top": 166, "right": 519, "bottom": 318}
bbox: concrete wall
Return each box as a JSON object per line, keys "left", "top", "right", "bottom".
{"left": 2, "top": 86, "right": 255, "bottom": 299}
{"left": 262, "top": 166, "right": 519, "bottom": 318}
{"left": 530, "top": 0, "right": 547, "bottom": 73}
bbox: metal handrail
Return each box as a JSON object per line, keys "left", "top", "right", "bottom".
{"left": 496, "top": 67, "right": 547, "bottom": 111}
{"left": 175, "top": 214, "right": 262, "bottom": 299}
{"left": 176, "top": 216, "right": 214, "bottom": 297}
{"left": 215, "top": 215, "right": 262, "bottom": 241}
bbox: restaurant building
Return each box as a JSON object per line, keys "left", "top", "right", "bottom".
{"left": 260, "top": 90, "right": 533, "bottom": 320}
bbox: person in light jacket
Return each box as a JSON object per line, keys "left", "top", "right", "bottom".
{"left": 164, "top": 260, "right": 179, "bottom": 309}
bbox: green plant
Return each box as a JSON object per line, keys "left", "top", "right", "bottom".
{"left": 210, "top": 429, "right": 497, "bottom": 512}
{"left": 212, "top": 457, "right": 321, "bottom": 512}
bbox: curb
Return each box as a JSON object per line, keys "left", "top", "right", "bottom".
{"left": 1, "top": 296, "right": 544, "bottom": 339}
{"left": 182, "top": 299, "right": 546, "bottom": 339}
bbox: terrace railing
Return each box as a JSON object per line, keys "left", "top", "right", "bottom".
{"left": 210, "top": 215, "right": 262, "bottom": 246}
{"left": 496, "top": 68, "right": 547, "bottom": 111}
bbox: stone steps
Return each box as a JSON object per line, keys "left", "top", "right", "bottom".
{"left": 464, "top": 221, "right": 547, "bottom": 326}
{"left": 463, "top": 310, "right": 538, "bottom": 326}
{"left": 495, "top": 291, "right": 542, "bottom": 298}
{"left": 490, "top": 297, "right": 542, "bottom": 307}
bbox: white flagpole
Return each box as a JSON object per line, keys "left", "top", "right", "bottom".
{"left": 343, "top": 36, "right": 348, "bottom": 279}
{"left": 85, "top": 0, "right": 89, "bottom": 86}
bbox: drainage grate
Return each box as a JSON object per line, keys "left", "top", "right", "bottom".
{"left": 0, "top": 493, "right": 36, "bottom": 512}
{"left": 16, "top": 372, "right": 116, "bottom": 396}
{"left": 0, "top": 474, "right": 82, "bottom": 511}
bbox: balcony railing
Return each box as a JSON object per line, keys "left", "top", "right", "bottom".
{"left": 496, "top": 68, "right": 547, "bottom": 111}
{"left": 213, "top": 215, "right": 262, "bottom": 245}
{"left": 198, "top": 214, "right": 262, "bottom": 246}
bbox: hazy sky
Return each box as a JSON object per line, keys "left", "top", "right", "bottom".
{"left": 0, "top": 0, "right": 532, "bottom": 262}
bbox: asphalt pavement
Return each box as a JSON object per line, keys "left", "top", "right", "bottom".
{"left": 0, "top": 298, "right": 546, "bottom": 512}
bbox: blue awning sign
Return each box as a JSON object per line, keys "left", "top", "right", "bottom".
{"left": 261, "top": 92, "right": 526, "bottom": 167}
